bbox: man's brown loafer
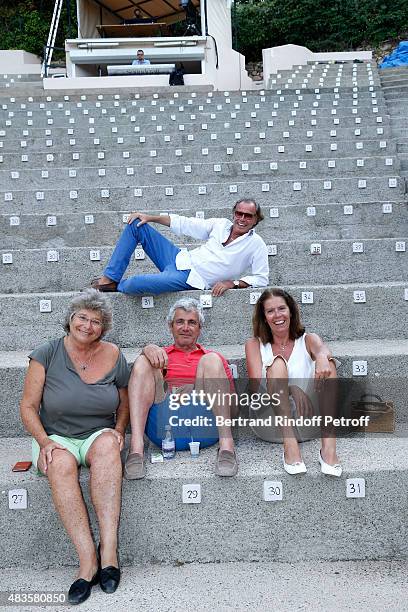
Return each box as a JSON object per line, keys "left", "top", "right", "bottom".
{"left": 124, "top": 452, "right": 146, "bottom": 480}
{"left": 91, "top": 278, "right": 118, "bottom": 292}
{"left": 215, "top": 449, "right": 238, "bottom": 477}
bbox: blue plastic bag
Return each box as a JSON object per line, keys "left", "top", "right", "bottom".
{"left": 379, "top": 41, "right": 408, "bottom": 68}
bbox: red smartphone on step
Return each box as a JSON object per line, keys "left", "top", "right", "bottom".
{"left": 12, "top": 461, "right": 32, "bottom": 472}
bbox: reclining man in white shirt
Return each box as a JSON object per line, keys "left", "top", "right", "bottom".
{"left": 91, "top": 198, "right": 269, "bottom": 296}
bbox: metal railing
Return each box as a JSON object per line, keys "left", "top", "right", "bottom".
{"left": 41, "top": 0, "right": 64, "bottom": 77}
{"left": 42, "top": 45, "right": 65, "bottom": 78}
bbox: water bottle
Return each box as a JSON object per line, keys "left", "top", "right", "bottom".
{"left": 162, "top": 425, "right": 175, "bottom": 459}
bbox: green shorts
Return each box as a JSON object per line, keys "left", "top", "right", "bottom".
{"left": 32, "top": 428, "right": 112, "bottom": 474}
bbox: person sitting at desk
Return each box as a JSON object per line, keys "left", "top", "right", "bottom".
{"left": 132, "top": 49, "right": 150, "bottom": 65}
{"left": 125, "top": 8, "right": 156, "bottom": 24}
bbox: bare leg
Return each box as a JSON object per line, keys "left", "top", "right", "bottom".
{"left": 46, "top": 450, "right": 97, "bottom": 581}
{"left": 319, "top": 363, "right": 340, "bottom": 465}
{"left": 195, "top": 353, "right": 235, "bottom": 452}
{"left": 128, "top": 355, "right": 163, "bottom": 455}
{"left": 266, "top": 357, "right": 302, "bottom": 464}
{"left": 86, "top": 432, "right": 122, "bottom": 568}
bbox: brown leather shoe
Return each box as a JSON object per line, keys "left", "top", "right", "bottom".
{"left": 215, "top": 449, "right": 238, "bottom": 477}
{"left": 124, "top": 452, "right": 146, "bottom": 480}
{"left": 91, "top": 278, "right": 118, "bottom": 292}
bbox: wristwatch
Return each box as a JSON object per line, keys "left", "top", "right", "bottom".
{"left": 233, "top": 280, "right": 240, "bottom": 288}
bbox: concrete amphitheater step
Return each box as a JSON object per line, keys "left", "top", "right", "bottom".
{"left": 0, "top": 143, "right": 397, "bottom": 172}
{"left": 0, "top": 125, "right": 393, "bottom": 151}
{"left": 382, "top": 89, "right": 408, "bottom": 100}
{"left": 390, "top": 118, "right": 408, "bottom": 131}
{"left": 0, "top": 284, "right": 406, "bottom": 350}
{"left": 0, "top": 99, "right": 388, "bottom": 116}
{"left": 0, "top": 95, "right": 387, "bottom": 110}
{"left": 0, "top": 156, "right": 399, "bottom": 191}
{"left": 0, "top": 86, "right": 380, "bottom": 102}
{"left": 1, "top": 427, "right": 407, "bottom": 568}
{"left": 0, "top": 140, "right": 398, "bottom": 169}
{"left": 1, "top": 339, "right": 407, "bottom": 437}
{"left": 269, "top": 85, "right": 382, "bottom": 94}
{"left": 1, "top": 201, "right": 405, "bottom": 248}
{"left": 0, "top": 108, "right": 389, "bottom": 128}
{"left": 0, "top": 84, "right": 213, "bottom": 100}
{"left": 0, "top": 175, "right": 404, "bottom": 212}
{"left": 2, "top": 560, "right": 408, "bottom": 612}
{"left": 1, "top": 237, "right": 407, "bottom": 294}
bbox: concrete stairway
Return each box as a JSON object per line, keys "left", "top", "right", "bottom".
{"left": 380, "top": 66, "right": 408, "bottom": 178}
{"left": 1, "top": 60, "right": 407, "bottom": 571}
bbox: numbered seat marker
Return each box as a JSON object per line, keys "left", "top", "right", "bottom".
{"left": 263, "top": 481, "right": 283, "bottom": 502}
{"left": 228, "top": 363, "right": 238, "bottom": 379}
{"left": 89, "top": 250, "right": 101, "bottom": 261}
{"left": 353, "top": 289, "right": 366, "bottom": 303}
{"left": 200, "top": 294, "right": 212, "bottom": 309}
{"left": 352, "top": 242, "right": 364, "bottom": 253}
{"left": 353, "top": 360, "right": 368, "bottom": 376}
{"left": 346, "top": 478, "right": 365, "bottom": 498}
{"left": 134, "top": 247, "right": 145, "bottom": 260}
{"left": 39, "top": 300, "right": 52, "bottom": 313}
{"left": 47, "top": 250, "right": 59, "bottom": 263}
{"left": 141, "top": 296, "right": 154, "bottom": 309}
{"left": 250, "top": 292, "right": 262, "bottom": 305}
{"left": 301, "top": 291, "right": 314, "bottom": 304}
{"left": 182, "top": 484, "right": 201, "bottom": 504}
{"left": 9, "top": 488, "right": 28, "bottom": 510}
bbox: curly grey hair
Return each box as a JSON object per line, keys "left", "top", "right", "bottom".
{"left": 63, "top": 288, "right": 113, "bottom": 336}
{"left": 166, "top": 297, "right": 205, "bottom": 326}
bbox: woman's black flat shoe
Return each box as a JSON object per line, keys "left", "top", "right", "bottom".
{"left": 68, "top": 571, "right": 99, "bottom": 605}
{"left": 100, "top": 565, "right": 121, "bottom": 593}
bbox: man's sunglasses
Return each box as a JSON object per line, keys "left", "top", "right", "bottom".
{"left": 234, "top": 210, "right": 256, "bottom": 220}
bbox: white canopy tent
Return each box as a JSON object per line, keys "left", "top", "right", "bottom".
{"left": 45, "top": 0, "right": 255, "bottom": 90}
{"left": 77, "top": 0, "right": 202, "bottom": 38}
{"left": 75, "top": 0, "right": 233, "bottom": 50}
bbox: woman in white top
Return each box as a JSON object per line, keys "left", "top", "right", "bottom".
{"left": 245, "top": 288, "right": 342, "bottom": 477}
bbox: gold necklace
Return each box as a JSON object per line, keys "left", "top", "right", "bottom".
{"left": 275, "top": 339, "right": 291, "bottom": 352}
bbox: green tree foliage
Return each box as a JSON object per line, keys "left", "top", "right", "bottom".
{"left": 0, "top": 0, "right": 407, "bottom": 63}
{"left": 233, "top": 0, "right": 408, "bottom": 61}
{"left": 0, "top": 0, "right": 77, "bottom": 60}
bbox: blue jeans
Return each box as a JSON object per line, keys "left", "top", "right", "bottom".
{"left": 104, "top": 222, "right": 194, "bottom": 295}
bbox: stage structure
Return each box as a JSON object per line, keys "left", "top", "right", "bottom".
{"left": 43, "top": 0, "right": 255, "bottom": 90}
